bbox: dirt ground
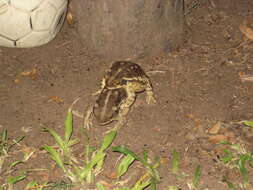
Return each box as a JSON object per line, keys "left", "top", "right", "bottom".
{"left": 1, "top": 0, "right": 253, "bottom": 189}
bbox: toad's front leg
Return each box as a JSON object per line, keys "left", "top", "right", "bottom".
{"left": 114, "top": 89, "right": 136, "bottom": 129}
{"left": 145, "top": 82, "right": 156, "bottom": 104}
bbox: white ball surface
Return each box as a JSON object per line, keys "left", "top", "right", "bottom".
{"left": 0, "top": 0, "right": 68, "bottom": 48}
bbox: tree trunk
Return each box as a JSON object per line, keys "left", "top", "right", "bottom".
{"left": 72, "top": 0, "right": 185, "bottom": 60}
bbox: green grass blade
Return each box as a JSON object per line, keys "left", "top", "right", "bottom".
{"left": 93, "top": 151, "right": 106, "bottom": 169}
{"left": 112, "top": 146, "right": 142, "bottom": 163}
{"left": 10, "top": 136, "right": 25, "bottom": 148}
{"left": 116, "top": 154, "right": 135, "bottom": 178}
{"left": 171, "top": 149, "right": 180, "bottom": 174}
{"left": 79, "top": 152, "right": 105, "bottom": 180}
{"left": 150, "top": 178, "right": 157, "bottom": 190}
{"left": 113, "top": 145, "right": 160, "bottom": 182}
{"left": 43, "top": 145, "right": 66, "bottom": 171}
{"left": 133, "top": 178, "right": 152, "bottom": 190}
{"left": 7, "top": 174, "right": 26, "bottom": 186}
{"left": 221, "top": 149, "right": 233, "bottom": 164}
{"left": 224, "top": 180, "right": 236, "bottom": 190}
{"left": 25, "top": 181, "right": 39, "bottom": 189}
{"left": 64, "top": 108, "right": 73, "bottom": 142}
{"left": 1, "top": 129, "right": 7, "bottom": 144}
{"left": 143, "top": 150, "right": 148, "bottom": 162}
{"left": 96, "top": 182, "right": 107, "bottom": 190}
{"left": 9, "top": 160, "right": 23, "bottom": 170}
{"left": 43, "top": 127, "right": 65, "bottom": 150}
{"left": 192, "top": 165, "right": 201, "bottom": 188}
{"left": 249, "top": 155, "right": 253, "bottom": 168}
{"left": 152, "top": 163, "right": 161, "bottom": 183}
{"left": 238, "top": 154, "right": 249, "bottom": 184}
{"left": 67, "top": 138, "right": 80, "bottom": 147}
{"left": 86, "top": 168, "right": 95, "bottom": 184}
{"left": 96, "top": 153, "right": 106, "bottom": 171}
{"left": 100, "top": 130, "right": 117, "bottom": 151}
{"left": 242, "top": 120, "right": 253, "bottom": 127}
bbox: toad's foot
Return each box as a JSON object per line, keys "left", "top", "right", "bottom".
{"left": 104, "top": 117, "right": 127, "bottom": 134}
{"left": 146, "top": 91, "right": 156, "bottom": 104}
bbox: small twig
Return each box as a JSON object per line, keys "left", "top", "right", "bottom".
{"left": 223, "top": 40, "right": 253, "bottom": 55}
{"left": 146, "top": 70, "right": 166, "bottom": 75}
{"left": 69, "top": 97, "right": 80, "bottom": 110}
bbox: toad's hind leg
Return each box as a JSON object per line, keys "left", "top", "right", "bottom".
{"left": 115, "top": 89, "right": 136, "bottom": 129}
{"left": 145, "top": 81, "right": 156, "bottom": 104}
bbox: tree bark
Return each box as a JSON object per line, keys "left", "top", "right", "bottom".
{"left": 73, "top": 0, "right": 185, "bottom": 60}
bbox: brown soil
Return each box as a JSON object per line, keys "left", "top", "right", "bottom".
{"left": 1, "top": 0, "right": 253, "bottom": 189}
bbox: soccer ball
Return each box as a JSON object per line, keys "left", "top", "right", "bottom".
{"left": 0, "top": 0, "right": 68, "bottom": 48}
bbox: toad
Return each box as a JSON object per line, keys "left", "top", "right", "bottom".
{"left": 84, "top": 61, "right": 156, "bottom": 129}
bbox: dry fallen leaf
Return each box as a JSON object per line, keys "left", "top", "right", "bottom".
{"left": 152, "top": 127, "right": 161, "bottom": 132}
{"left": 194, "top": 118, "right": 201, "bottom": 129}
{"left": 208, "top": 134, "right": 228, "bottom": 144}
{"left": 239, "top": 17, "right": 253, "bottom": 40}
{"left": 208, "top": 121, "right": 221, "bottom": 134}
{"left": 66, "top": 12, "right": 74, "bottom": 25}
{"left": 20, "top": 68, "right": 38, "bottom": 79}
{"left": 239, "top": 72, "right": 253, "bottom": 82}
{"left": 186, "top": 114, "right": 201, "bottom": 129}
{"left": 48, "top": 96, "right": 64, "bottom": 104}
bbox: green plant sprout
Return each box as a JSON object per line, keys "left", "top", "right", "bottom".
{"left": 0, "top": 129, "right": 40, "bottom": 190}
{"left": 220, "top": 142, "right": 253, "bottom": 188}
{"left": 171, "top": 149, "right": 180, "bottom": 175}
{"left": 112, "top": 145, "right": 160, "bottom": 190}
{"left": 43, "top": 108, "right": 117, "bottom": 184}
{"left": 43, "top": 108, "right": 79, "bottom": 162}
{"left": 187, "top": 165, "right": 201, "bottom": 190}
{"left": 168, "top": 149, "right": 202, "bottom": 190}
{"left": 241, "top": 120, "right": 253, "bottom": 127}
{"left": 0, "top": 129, "right": 25, "bottom": 170}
